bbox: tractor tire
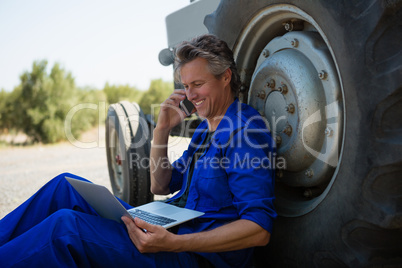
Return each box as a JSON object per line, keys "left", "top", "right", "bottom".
{"left": 105, "top": 101, "right": 153, "bottom": 207}
{"left": 206, "top": 0, "right": 402, "bottom": 267}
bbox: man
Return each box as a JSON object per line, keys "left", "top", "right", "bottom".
{"left": 0, "top": 34, "right": 276, "bottom": 267}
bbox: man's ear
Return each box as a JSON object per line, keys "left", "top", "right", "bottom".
{"left": 223, "top": 68, "right": 232, "bottom": 84}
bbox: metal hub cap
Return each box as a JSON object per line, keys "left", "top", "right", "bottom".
{"left": 249, "top": 31, "right": 341, "bottom": 188}
{"left": 238, "top": 5, "right": 345, "bottom": 216}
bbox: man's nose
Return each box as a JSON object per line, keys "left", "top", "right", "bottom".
{"left": 187, "top": 87, "right": 197, "bottom": 101}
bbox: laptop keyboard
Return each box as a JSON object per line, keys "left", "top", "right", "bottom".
{"left": 129, "top": 209, "right": 177, "bottom": 226}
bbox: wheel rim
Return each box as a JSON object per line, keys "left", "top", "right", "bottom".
{"left": 110, "top": 127, "right": 124, "bottom": 197}
{"left": 234, "top": 5, "right": 345, "bottom": 216}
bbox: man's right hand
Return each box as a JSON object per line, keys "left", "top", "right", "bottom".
{"left": 150, "top": 89, "right": 189, "bottom": 195}
{"left": 156, "top": 89, "right": 188, "bottom": 132}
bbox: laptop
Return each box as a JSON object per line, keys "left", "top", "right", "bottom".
{"left": 65, "top": 176, "right": 204, "bottom": 229}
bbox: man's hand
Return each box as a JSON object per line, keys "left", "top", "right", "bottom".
{"left": 156, "top": 89, "right": 188, "bottom": 132}
{"left": 122, "top": 216, "right": 270, "bottom": 254}
{"left": 121, "top": 216, "right": 176, "bottom": 253}
{"left": 150, "top": 89, "right": 188, "bottom": 195}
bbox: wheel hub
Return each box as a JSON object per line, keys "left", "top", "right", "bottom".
{"left": 247, "top": 30, "right": 343, "bottom": 215}
{"left": 249, "top": 31, "right": 341, "bottom": 188}
{"left": 230, "top": 4, "right": 345, "bottom": 216}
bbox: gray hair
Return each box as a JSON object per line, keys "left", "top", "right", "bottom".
{"left": 174, "top": 34, "right": 241, "bottom": 96}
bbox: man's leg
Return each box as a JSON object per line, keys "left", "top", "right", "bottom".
{"left": 0, "top": 209, "right": 200, "bottom": 267}
{"left": 0, "top": 172, "right": 131, "bottom": 245}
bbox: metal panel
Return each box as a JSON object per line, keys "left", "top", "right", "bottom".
{"left": 165, "top": 0, "right": 220, "bottom": 48}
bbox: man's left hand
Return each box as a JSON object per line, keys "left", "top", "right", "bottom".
{"left": 121, "top": 216, "right": 176, "bottom": 253}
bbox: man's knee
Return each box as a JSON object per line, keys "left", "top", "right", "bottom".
{"left": 49, "top": 209, "right": 81, "bottom": 224}
{"left": 53, "top": 172, "right": 90, "bottom": 184}
{"left": 45, "top": 173, "right": 91, "bottom": 194}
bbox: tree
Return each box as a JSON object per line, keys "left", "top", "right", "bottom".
{"left": 77, "top": 86, "right": 108, "bottom": 127}
{"left": 0, "top": 86, "right": 24, "bottom": 135}
{"left": 103, "top": 83, "right": 142, "bottom": 104}
{"left": 13, "top": 60, "right": 100, "bottom": 143}
{"left": 0, "top": 89, "right": 13, "bottom": 132}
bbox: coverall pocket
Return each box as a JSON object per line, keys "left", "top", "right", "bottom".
{"left": 195, "top": 167, "right": 233, "bottom": 211}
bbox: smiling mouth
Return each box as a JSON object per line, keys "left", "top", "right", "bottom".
{"left": 195, "top": 100, "right": 205, "bottom": 106}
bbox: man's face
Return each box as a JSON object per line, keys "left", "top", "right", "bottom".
{"left": 180, "top": 57, "right": 232, "bottom": 123}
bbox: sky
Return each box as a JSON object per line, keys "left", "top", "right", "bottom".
{"left": 0, "top": 0, "right": 189, "bottom": 91}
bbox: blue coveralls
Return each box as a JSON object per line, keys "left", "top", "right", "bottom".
{"left": 0, "top": 173, "right": 201, "bottom": 267}
{"left": 0, "top": 99, "right": 276, "bottom": 267}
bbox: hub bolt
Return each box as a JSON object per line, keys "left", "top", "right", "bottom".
{"left": 278, "top": 84, "right": 288, "bottom": 94}
{"left": 305, "top": 169, "right": 314, "bottom": 178}
{"left": 257, "top": 91, "right": 266, "bottom": 100}
{"left": 262, "top": 49, "right": 270, "bottom": 58}
{"left": 275, "top": 135, "right": 282, "bottom": 146}
{"left": 283, "top": 125, "right": 292, "bottom": 136}
{"left": 325, "top": 127, "right": 333, "bottom": 137}
{"left": 283, "top": 21, "right": 293, "bottom": 31}
{"left": 303, "top": 187, "right": 321, "bottom": 198}
{"left": 319, "top": 70, "right": 327, "bottom": 80}
{"left": 291, "top": 39, "right": 299, "bottom": 47}
{"left": 286, "top": 103, "right": 295, "bottom": 114}
{"left": 267, "top": 79, "right": 275, "bottom": 88}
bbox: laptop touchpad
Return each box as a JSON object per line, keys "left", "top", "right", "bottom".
{"left": 154, "top": 206, "right": 182, "bottom": 216}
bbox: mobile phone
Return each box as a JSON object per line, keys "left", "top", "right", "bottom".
{"left": 179, "top": 97, "right": 195, "bottom": 117}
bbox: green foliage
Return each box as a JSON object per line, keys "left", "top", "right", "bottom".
{"left": 0, "top": 89, "right": 13, "bottom": 131}
{"left": 18, "top": 60, "right": 76, "bottom": 142}
{"left": 0, "top": 60, "right": 106, "bottom": 144}
{"left": 139, "top": 79, "right": 173, "bottom": 120}
{"left": 76, "top": 87, "right": 108, "bottom": 130}
{"left": 0, "top": 86, "right": 25, "bottom": 134}
{"left": 0, "top": 59, "right": 174, "bottom": 145}
{"left": 103, "top": 83, "right": 142, "bottom": 104}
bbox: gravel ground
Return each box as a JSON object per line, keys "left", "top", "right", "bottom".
{"left": 0, "top": 126, "right": 190, "bottom": 219}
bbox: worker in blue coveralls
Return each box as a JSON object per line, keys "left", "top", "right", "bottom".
{"left": 0, "top": 34, "right": 276, "bottom": 267}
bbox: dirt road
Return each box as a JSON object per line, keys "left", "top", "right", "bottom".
{"left": 0, "top": 126, "right": 189, "bottom": 219}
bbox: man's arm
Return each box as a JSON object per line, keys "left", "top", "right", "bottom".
{"left": 150, "top": 89, "right": 187, "bottom": 195}
{"left": 173, "top": 219, "right": 270, "bottom": 252}
{"left": 121, "top": 216, "right": 270, "bottom": 254}
{"left": 149, "top": 127, "right": 172, "bottom": 195}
